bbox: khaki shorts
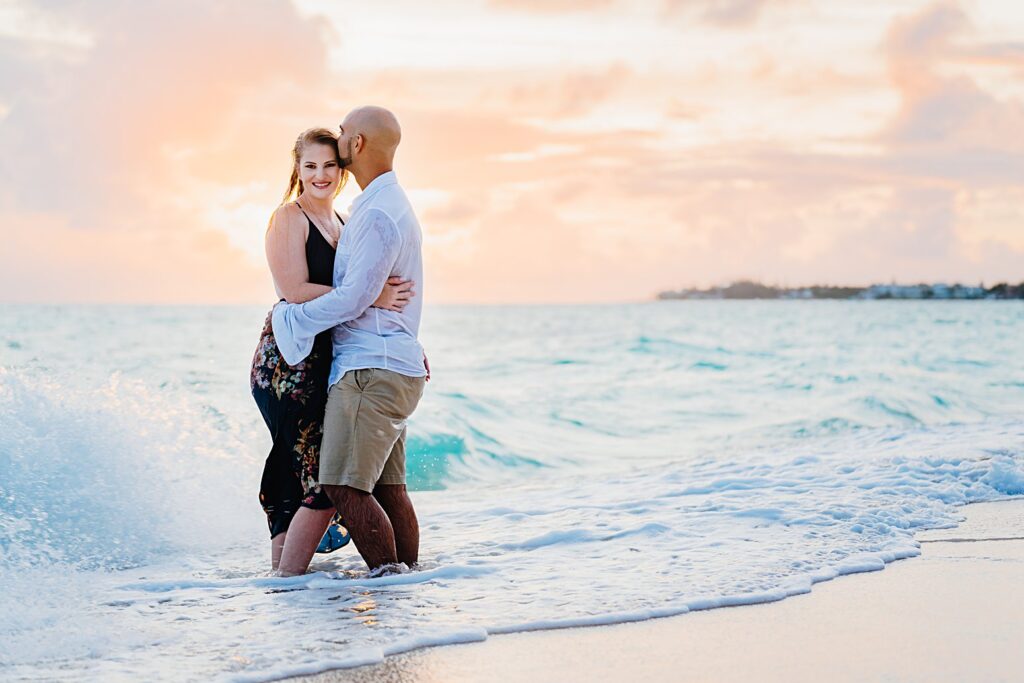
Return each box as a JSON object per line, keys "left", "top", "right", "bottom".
{"left": 319, "top": 368, "right": 425, "bottom": 493}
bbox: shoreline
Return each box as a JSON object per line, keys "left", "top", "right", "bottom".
{"left": 281, "top": 497, "right": 1024, "bottom": 683}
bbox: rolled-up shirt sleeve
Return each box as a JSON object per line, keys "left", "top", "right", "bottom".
{"left": 272, "top": 208, "right": 402, "bottom": 365}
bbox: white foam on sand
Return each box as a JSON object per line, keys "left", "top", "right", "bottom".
{"left": 121, "top": 563, "right": 497, "bottom": 594}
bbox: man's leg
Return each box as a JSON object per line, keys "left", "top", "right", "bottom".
{"left": 319, "top": 369, "right": 425, "bottom": 571}
{"left": 373, "top": 483, "right": 419, "bottom": 566}
{"left": 323, "top": 484, "right": 398, "bottom": 570}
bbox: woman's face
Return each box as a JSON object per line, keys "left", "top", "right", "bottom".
{"left": 299, "top": 143, "right": 341, "bottom": 200}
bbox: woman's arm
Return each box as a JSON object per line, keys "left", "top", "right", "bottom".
{"left": 265, "top": 204, "right": 332, "bottom": 304}
{"left": 266, "top": 203, "right": 416, "bottom": 308}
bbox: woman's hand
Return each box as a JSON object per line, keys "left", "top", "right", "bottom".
{"left": 374, "top": 276, "right": 415, "bottom": 311}
{"left": 423, "top": 353, "right": 431, "bottom": 382}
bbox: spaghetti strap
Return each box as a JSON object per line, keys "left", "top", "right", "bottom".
{"left": 294, "top": 203, "right": 313, "bottom": 224}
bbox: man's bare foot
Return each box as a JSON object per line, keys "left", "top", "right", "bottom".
{"left": 367, "top": 562, "right": 409, "bottom": 578}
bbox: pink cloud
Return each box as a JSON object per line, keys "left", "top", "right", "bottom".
{"left": 0, "top": 0, "right": 334, "bottom": 303}
{"left": 664, "top": 0, "right": 797, "bottom": 27}
{"left": 488, "top": 0, "right": 616, "bottom": 13}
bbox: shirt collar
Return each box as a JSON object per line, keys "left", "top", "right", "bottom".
{"left": 350, "top": 171, "right": 398, "bottom": 212}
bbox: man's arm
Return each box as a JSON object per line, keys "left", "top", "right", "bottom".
{"left": 272, "top": 209, "right": 402, "bottom": 365}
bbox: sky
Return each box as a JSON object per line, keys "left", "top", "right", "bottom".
{"left": 0, "top": 0, "right": 1022, "bottom": 304}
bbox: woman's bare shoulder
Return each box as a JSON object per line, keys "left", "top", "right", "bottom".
{"left": 267, "top": 202, "right": 307, "bottom": 236}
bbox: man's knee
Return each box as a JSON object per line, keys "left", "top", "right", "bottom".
{"left": 322, "top": 484, "right": 370, "bottom": 511}
{"left": 373, "top": 483, "right": 409, "bottom": 503}
{"left": 373, "top": 482, "right": 406, "bottom": 494}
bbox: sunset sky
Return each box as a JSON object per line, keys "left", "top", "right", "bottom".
{"left": 1, "top": 0, "right": 1022, "bottom": 304}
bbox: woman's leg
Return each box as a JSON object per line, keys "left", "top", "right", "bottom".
{"left": 277, "top": 507, "right": 336, "bottom": 576}
{"left": 271, "top": 532, "right": 287, "bottom": 571}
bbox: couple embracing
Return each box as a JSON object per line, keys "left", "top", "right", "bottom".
{"left": 250, "top": 106, "right": 428, "bottom": 576}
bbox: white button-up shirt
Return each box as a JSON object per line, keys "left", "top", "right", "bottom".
{"left": 271, "top": 171, "right": 426, "bottom": 387}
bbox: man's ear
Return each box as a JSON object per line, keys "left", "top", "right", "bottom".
{"left": 353, "top": 133, "right": 364, "bottom": 155}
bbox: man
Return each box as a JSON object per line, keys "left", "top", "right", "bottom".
{"left": 272, "top": 106, "right": 427, "bottom": 572}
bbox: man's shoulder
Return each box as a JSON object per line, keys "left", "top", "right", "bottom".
{"left": 359, "top": 206, "right": 400, "bottom": 231}
{"left": 363, "top": 188, "right": 414, "bottom": 227}
{"left": 372, "top": 182, "right": 411, "bottom": 212}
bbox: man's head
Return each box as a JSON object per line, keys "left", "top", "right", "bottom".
{"left": 337, "top": 106, "right": 401, "bottom": 186}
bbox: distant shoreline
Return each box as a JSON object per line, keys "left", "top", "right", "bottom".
{"left": 657, "top": 280, "right": 1024, "bottom": 301}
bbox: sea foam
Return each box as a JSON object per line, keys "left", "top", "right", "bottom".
{"left": 1, "top": 302, "right": 1022, "bottom": 681}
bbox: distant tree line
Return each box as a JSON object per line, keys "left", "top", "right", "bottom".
{"left": 657, "top": 280, "right": 1024, "bottom": 300}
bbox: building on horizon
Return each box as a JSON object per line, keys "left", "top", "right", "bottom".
{"left": 658, "top": 281, "right": 1021, "bottom": 301}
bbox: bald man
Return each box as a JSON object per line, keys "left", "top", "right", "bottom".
{"left": 272, "top": 106, "right": 428, "bottom": 572}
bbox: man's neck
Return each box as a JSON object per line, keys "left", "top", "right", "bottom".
{"left": 353, "top": 164, "right": 393, "bottom": 190}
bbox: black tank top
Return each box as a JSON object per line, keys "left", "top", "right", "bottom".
{"left": 298, "top": 208, "right": 341, "bottom": 286}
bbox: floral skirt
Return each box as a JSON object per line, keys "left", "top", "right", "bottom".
{"left": 250, "top": 310, "right": 334, "bottom": 538}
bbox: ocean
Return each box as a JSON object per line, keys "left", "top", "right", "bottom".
{"left": 1, "top": 301, "right": 1022, "bottom": 681}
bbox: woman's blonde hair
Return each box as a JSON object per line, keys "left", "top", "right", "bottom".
{"left": 282, "top": 127, "right": 347, "bottom": 204}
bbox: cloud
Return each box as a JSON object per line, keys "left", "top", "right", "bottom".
{"left": 664, "top": 0, "right": 795, "bottom": 28}
{"left": 371, "top": 0, "right": 1024, "bottom": 298}
{"left": 853, "top": 4, "right": 1024, "bottom": 282}
{"left": 630, "top": 2, "right": 1024, "bottom": 289}
{"left": 344, "top": 64, "right": 635, "bottom": 125}
{"left": 509, "top": 63, "right": 632, "bottom": 118}
{"left": 0, "top": 0, "right": 334, "bottom": 302}
{"left": 1, "top": 209, "right": 268, "bottom": 304}
{"left": 2, "top": 0, "right": 329, "bottom": 218}
{"left": 488, "top": 0, "right": 615, "bottom": 13}
{"left": 884, "top": 4, "right": 1024, "bottom": 154}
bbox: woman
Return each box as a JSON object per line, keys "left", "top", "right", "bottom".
{"left": 250, "top": 127, "right": 413, "bottom": 574}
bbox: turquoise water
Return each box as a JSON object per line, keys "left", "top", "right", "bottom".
{"left": 1, "top": 302, "right": 1022, "bottom": 681}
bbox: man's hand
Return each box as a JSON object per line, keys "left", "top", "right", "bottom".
{"left": 423, "top": 353, "right": 431, "bottom": 382}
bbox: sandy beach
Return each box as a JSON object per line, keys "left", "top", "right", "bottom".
{"left": 285, "top": 498, "right": 1024, "bottom": 683}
